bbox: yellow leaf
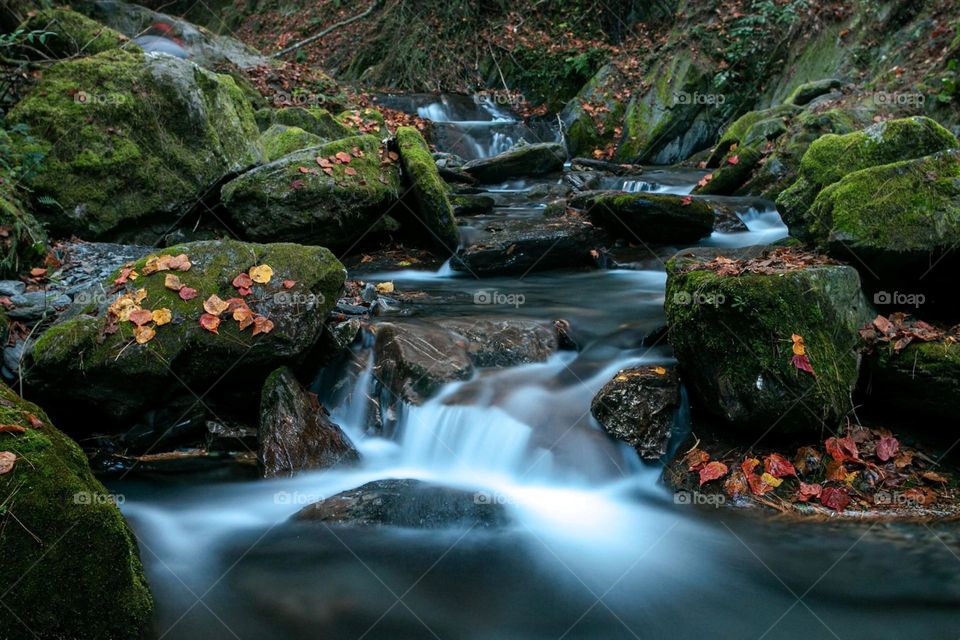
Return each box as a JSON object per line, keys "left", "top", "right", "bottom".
{"left": 134, "top": 288, "right": 148, "bottom": 304}
{"left": 375, "top": 281, "right": 394, "bottom": 294}
{"left": 791, "top": 333, "right": 806, "bottom": 356}
{"left": 152, "top": 308, "right": 172, "bottom": 326}
{"left": 760, "top": 472, "right": 783, "bottom": 488}
{"left": 652, "top": 366, "right": 667, "bottom": 375}
{"left": 203, "top": 294, "right": 230, "bottom": 316}
{"left": 134, "top": 325, "right": 156, "bottom": 344}
{"left": 164, "top": 274, "right": 183, "bottom": 291}
{"left": 249, "top": 264, "right": 273, "bottom": 284}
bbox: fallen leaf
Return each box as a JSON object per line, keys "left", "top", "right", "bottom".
{"left": 134, "top": 324, "right": 156, "bottom": 344}
{"left": 921, "top": 471, "right": 948, "bottom": 484}
{"left": 282, "top": 279, "right": 296, "bottom": 289}
{"left": 0, "top": 425, "right": 26, "bottom": 434}
{"left": 792, "top": 353, "right": 815, "bottom": 375}
{"left": 168, "top": 254, "right": 191, "bottom": 271}
{"left": 24, "top": 413, "right": 43, "bottom": 429}
{"left": 763, "top": 453, "right": 797, "bottom": 478}
{"left": 797, "top": 482, "right": 822, "bottom": 502}
{"left": 684, "top": 448, "right": 710, "bottom": 471}
{"left": 698, "top": 461, "right": 729, "bottom": 486}
{"left": 30, "top": 267, "right": 47, "bottom": 277}
{"left": 232, "top": 273, "right": 253, "bottom": 289}
{"left": 820, "top": 486, "right": 851, "bottom": 511}
{"left": 249, "top": 264, "right": 273, "bottom": 284}
{"left": 680, "top": 195, "right": 693, "bottom": 206}
{"left": 652, "top": 366, "right": 667, "bottom": 375}
{"left": 152, "top": 308, "right": 172, "bottom": 326}
{"left": 203, "top": 294, "right": 230, "bottom": 316}
{"left": 252, "top": 315, "right": 275, "bottom": 336}
{"left": 164, "top": 274, "right": 183, "bottom": 291}
{"left": 199, "top": 313, "right": 220, "bottom": 334}
{"left": 875, "top": 434, "right": 899, "bottom": 461}
{"left": 375, "top": 281, "right": 394, "bottom": 294}
{"left": 128, "top": 309, "right": 153, "bottom": 326}
{"left": 335, "top": 151, "right": 352, "bottom": 164}
{"left": 0, "top": 451, "right": 15, "bottom": 474}
{"left": 133, "top": 288, "right": 148, "bottom": 304}
{"left": 723, "top": 470, "right": 750, "bottom": 498}
{"left": 825, "top": 459, "right": 847, "bottom": 482}
{"left": 344, "top": 167, "right": 358, "bottom": 176}
{"left": 727, "top": 155, "right": 740, "bottom": 165}
{"left": 825, "top": 436, "right": 859, "bottom": 463}
{"left": 178, "top": 287, "right": 198, "bottom": 301}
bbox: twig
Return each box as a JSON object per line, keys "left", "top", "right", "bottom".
{"left": 272, "top": 0, "right": 382, "bottom": 59}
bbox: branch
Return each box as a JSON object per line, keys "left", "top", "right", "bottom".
{"left": 272, "top": 0, "right": 382, "bottom": 59}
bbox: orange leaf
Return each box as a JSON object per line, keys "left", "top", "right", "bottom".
{"left": 252, "top": 315, "right": 274, "bottom": 336}
{"left": 199, "top": 313, "right": 220, "bottom": 334}
{"left": 727, "top": 155, "right": 740, "bottom": 165}
{"left": 0, "top": 424, "right": 26, "bottom": 434}
{"left": 698, "top": 461, "right": 728, "bottom": 486}
{"left": 128, "top": 309, "right": 153, "bottom": 326}
{"left": 0, "top": 451, "right": 15, "bottom": 474}
{"left": 203, "top": 294, "right": 230, "bottom": 316}
{"left": 134, "top": 324, "right": 156, "bottom": 344}
{"left": 282, "top": 279, "right": 296, "bottom": 289}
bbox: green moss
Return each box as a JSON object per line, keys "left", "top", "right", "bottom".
{"left": 260, "top": 124, "right": 324, "bottom": 162}
{"left": 696, "top": 146, "right": 763, "bottom": 195}
{"left": 784, "top": 78, "right": 844, "bottom": 106}
{"left": 0, "top": 383, "right": 152, "bottom": 639}
{"left": 864, "top": 340, "right": 960, "bottom": 421}
{"left": 0, "top": 193, "right": 48, "bottom": 278}
{"left": 394, "top": 127, "right": 459, "bottom": 253}
{"left": 665, "top": 259, "right": 869, "bottom": 432}
{"left": 711, "top": 105, "right": 799, "bottom": 162}
{"left": 18, "top": 7, "right": 130, "bottom": 59}
{"left": 262, "top": 107, "right": 355, "bottom": 141}
{"left": 8, "top": 48, "right": 261, "bottom": 239}
{"left": 337, "top": 108, "right": 389, "bottom": 137}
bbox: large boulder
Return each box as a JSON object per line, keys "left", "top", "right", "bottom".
{"left": 17, "top": 7, "right": 129, "bottom": 59}
{"left": 221, "top": 135, "right": 403, "bottom": 249}
{"left": 776, "top": 116, "right": 958, "bottom": 241}
{"left": 27, "top": 240, "right": 345, "bottom": 425}
{"left": 394, "top": 127, "right": 460, "bottom": 253}
{"left": 665, "top": 248, "right": 871, "bottom": 433}
{"left": 256, "top": 107, "right": 356, "bottom": 140}
{"left": 583, "top": 192, "right": 715, "bottom": 243}
{"left": 8, "top": 48, "right": 262, "bottom": 240}
{"left": 805, "top": 150, "right": 960, "bottom": 285}
{"left": 0, "top": 383, "right": 152, "bottom": 639}
{"left": 461, "top": 142, "right": 566, "bottom": 183}
{"left": 861, "top": 341, "right": 960, "bottom": 423}
{"left": 591, "top": 366, "right": 681, "bottom": 460}
{"left": 293, "top": 479, "right": 509, "bottom": 528}
{"left": 258, "top": 367, "right": 359, "bottom": 478}
{"left": 259, "top": 124, "right": 324, "bottom": 162}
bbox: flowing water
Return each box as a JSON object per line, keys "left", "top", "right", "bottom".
{"left": 109, "top": 99, "right": 960, "bottom": 640}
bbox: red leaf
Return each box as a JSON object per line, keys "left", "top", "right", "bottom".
{"left": 282, "top": 279, "right": 296, "bottom": 289}
{"left": 178, "top": 287, "right": 198, "bottom": 301}
{"left": 127, "top": 309, "right": 153, "bottom": 326}
{"left": 684, "top": 448, "right": 710, "bottom": 471}
{"left": 797, "top": 482, "right": 822, "bottom": 502}
{"left": 727, "top": 155, "right": 740, "bottom": 165}
{"left": 232, "top": 273, "right": 253, "bottom": 289}
{"left": 792, "top": 353, "right": 815, "bottom": 375}
{"left": 875, "top": 435, "right": 899, "bottom": 461}
{"left": 825, "top": 436, "right": 859, "bottom": 462}
{"left": 763, "top": 453, "right": 797, "bottom": 478}
{"left": 290, "top": 179, "right": 305, "bottom": 190}
{"left": 199, "top": 313, "right": 220, "bottom": 334}
{"left": 820, "top": 486, "right": 851, "bottom": 511}
{"left": 698, "top": 461, "right": 729, "bottom": 486}
{"left": 680, "top": 195, "right": 693, "bottom": 206}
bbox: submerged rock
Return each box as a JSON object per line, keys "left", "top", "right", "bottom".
{"left": 27, "top": 239, "right": 345, "bottom": 425}
{"left": 664, "top": 248, "right": 871, "bottom": 433}
{"left": 776, "top": 116, "right": 958, "bottom": 241}
{"left": 591, "top": 366, "right": 681, "bottom": 460}
{"left": 462, "top": 142, "right": 566, "bottom": 183}
{"left": 394, "top": 127, "right": 460, "bottom": 253}
{"left": 9, "top": 48, "right": 262, "bottom": 240}
{"left": 438, "top": 319, "right": 559, "bottom": 368}
{"left": 221, "top": 135, "right": 402, "bottom": 249}
{"left": 259, "top": 367, "right": 359, "bottom": 478}
{"left": 0, "top": 383, "right": 153, "bottom": 638}
{"left": 293, "top": 479, "right": 509, "bottom": 528}
{"left": 583, "top": 192, "right": 715, "bottom": 243}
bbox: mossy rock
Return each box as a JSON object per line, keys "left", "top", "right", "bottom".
{"left": 27, "top": 239, "right": 345, "bottom": 424}
{"left": 0, "top": 383, "right": 152, "bottom": 639}
{"left": 665, "top": 252, "right": 871, "bottom": 433}
{"left": 8, "top": 48, "right": 262, "bottom": 240}
{"left": 18, "top": 7, "right": 130, "bottom": 59}
{"left": 221, "top": 135, "right": 402, "bottom": 248}
{"left": 461, "top": 142, "right": 566, "bottom": 183}
{"left": 585, "top": 192, "right": 714, "bottom": 243}
{"left": 776, "top": 116, "right": 958, "bottom": 241}
{"left": 695, "top": 146, "right": 764, "bottom": 196}
{"left": 861, "top": 341, "right": 960, "bottom": 422}
{"left": 559, "top": 63, "right": 626, "bottom": 157}
{"left": 708, "top": 105, "right": 799, "bottom": 166}
{"left": 337, "top": 108, "right": 389, "bottom": 138}
{"left": 257, "top": 107, "right": 355, "bottom": 141}
{"left": 260, "top": 124, "right": 324, "bottom": 162}
{"left": 784, "top": 78, "right": 845, "bottom": 106}
{"left": 394, "top": 127, "right": 459, "bottom": 253}
{"left": 809, "top": 150, "right": 960, "bottom": 274}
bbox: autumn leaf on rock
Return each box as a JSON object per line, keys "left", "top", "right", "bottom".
{"left": 134, "top": 325, "right": 156, "bottom": 344}
{"left": 0, "top": 451, "right": 15, "bottom": 474}
{"left": 727, "top": 155, "right": 740, "bottom": 165}
{"left": 203, "top": 295, "right": 230, "bottom": 316}
{"left": 344, "top": 167, "right": 358, "bottom": 176}
{"left": 825, "top": 436, "right": 859, "bottom": 462}
{"left": 680, "top": 195, "right": 693, "bottom": 206}
{"left": 0, "top": 424, "right": 26, "bottom": 434}
{"left": 797, "top": 482, "right": 822, "bottom": 502}
{"left": 24, "top": 413, "right": 43, "bottom": 429}
{"left": 820, "top": 486, "right": 851, "bottom": 511}
{"left": 128, "top": 309, "right": 153, "bottom": 326}
{"left": 232, "top": 273, "right": 253, "bottom": 289}
{"left": 698, "top": 461, "right": 728, "bottom": 486}
{"left": 179, "top": 287, "right": 198, "bottom": 301}
{"left": 824, "top": 459, "right": 847, "bottom": 482}
{"left": 282, "top": 279, "right": 296, "bottom": 289}
{"left": 252, "top": 315, "right": 275, "bottom": 336}
{"left": 199, "top": 313, "right": 220, "bottom": 334}
{"left": 224, "top": 298, "right": 248, "bottom": 313}
{"left": 164, "top": 274, "right": 183, "bottom": 291}
{"left": 249, "top": 264, "right": 273, "bottom": 284}
{"left": 684, "top": 448, "right": 710, "bottom": 470}
{"left": 233, "top": 306, "right": 254, "bottom": 330}
{"left": 133, "top": 288, "right": 148, "bottom": 304}
{"left": 790, "top": 334, "right": 815, "bottom": 375}
{"left": 875, "top": 434, "right": 899, "bottom": 461}
{"left": 152, "top": 308, "right": 172, "bottom": 326}
{"left": 335, "top": 151, "right": 352, "bottom": 164}
{"left": 114, "top": 267, "right": 138, "bottom": 285}
{"left": 375, "top": 281, "right": 394, "bottom": 294}
{"left": 741, "top": 457, "right": 760, "bottom": 476}
{"left": 763, "top": 453, "right": 796, "bottom": 478}
{"left": 168, "top": 254, "right": 192, "bottom": 271}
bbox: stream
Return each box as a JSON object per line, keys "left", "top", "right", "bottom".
{"left": 109, "top": 96, "right": 960, "bottom": 640}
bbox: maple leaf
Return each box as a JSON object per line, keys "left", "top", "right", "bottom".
{"left": 698, "top": 461, "right": 728, "bottom": 486}
{"left": 875, "top": 434, "right": 899, "bottom": 461}
{"left": 0, "top": 451, "right": 15, "bottom": 474}
{"left": 249, "top": 264, "right": 273, "bottom": 284}
{"left": 152, "top": 308, "right": 172, "bottom": 326}
{"left": 820, "top": 486, "right": 851, "bottom": 511}
{"left": 199, "top": 313, "right": 220, "bottom": 334}
{"left": 763, "top": 453, "right": 796, "bottom": 478}
{"left": 134, "top": 325, "right": 156, "bottom": 344}
{"left": 179, "top": 287, "right": 198, "bottom": 301}
{"left": 203, "top": 295, "right": 230, "bottom": 316}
